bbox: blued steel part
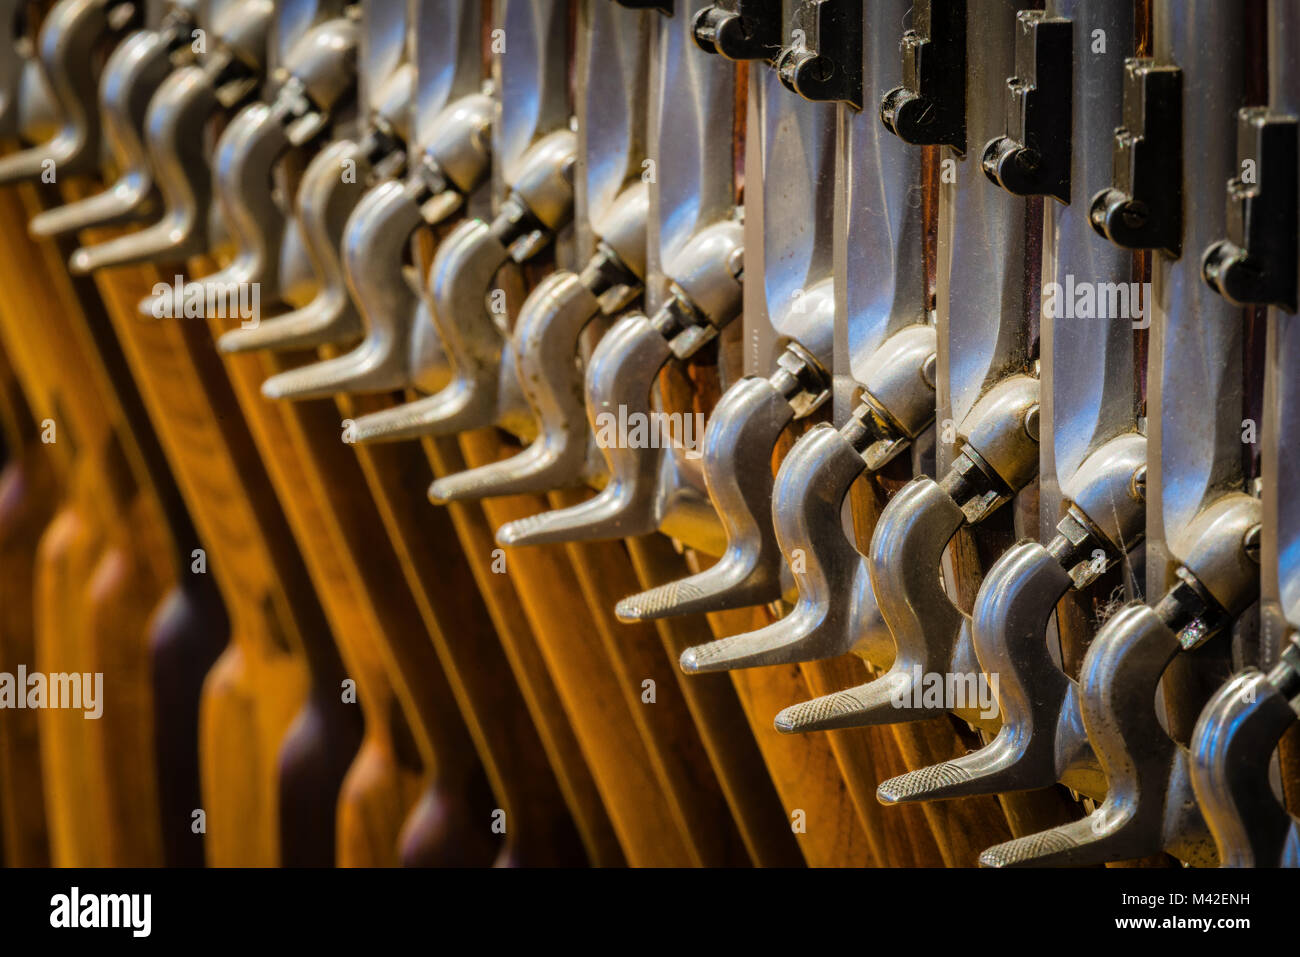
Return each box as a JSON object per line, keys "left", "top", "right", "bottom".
{"left": 879, "top": 0, "right": 966, "bottom": 153}
{"left": 1152, "top": 567, "right": 1231, "bottom": 653}
{"left": 981, "top": 11, "right": 1071, "bottom": 204}
{"left": 1202, "top": 108, "right": 1298, "bottom": 312}
{"left": 691, "top": 0, "right": 783, "bottom": 61}
{"left": 1087, "top": 60, "right": 1182, "bottom": 256}
{"left": 776, "top": 0, "right": 862, "bottom": 109}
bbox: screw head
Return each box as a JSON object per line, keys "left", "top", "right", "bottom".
{"left": 1243, "top": 523, "right": 1261, "bottom": 563}
{"left": 920, "top": 352, "right": 937, "bottom": 389}
{"left": 726, "top": 246, "right": 745, "bottom": 280}
{"left": 1013, "top": 148, "right": 1041, "bottom": 173}
{"left": 1023, "top": 404, "right": 1040, "bottom": 443}
{"left": 1119, "top": 201, "right": 1149, "bottom": 230}
{"left": 1129, "top": 465, "right": 1147, "bottom": 503}
{"left": 809, "top": 57, "right": 834, "bottom": 84}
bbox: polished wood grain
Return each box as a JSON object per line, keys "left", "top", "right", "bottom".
{"left": 0, "top": 453, "right": 56, "bottom": 866}
{"left": 448, "top": 428, "right": 696, "bottom": 866}
{"left": 623, "top": 534, "right": 804, "bottom": 867}
{"left": 202, "top": 327, "right": 484, "bottom": 867}
{"left": 421, "top": 434, "right": 624, "bottom": 867}
{"left": 0, "top": 184, "right": 174, "bottom": 866}
{"left": 215, "top": 326, "right": 529, "bottom": 867}
{"left": 707, "top": 607, "right": 872, "bottom": 868}
{"left": 339, "top": 389, "right": 587, "bottom": 866}
{"left": 0, "top": 348, "right": 57, "bottom": 866}
{"left": 82, "top": 251, "right": 314, "bottom": 866}
{"left": 553, "top": 506, "right": 751, "bottom": 866}
{"left": 662, "top": 329, "right": 872, "bottom": 867}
